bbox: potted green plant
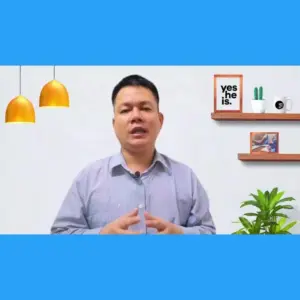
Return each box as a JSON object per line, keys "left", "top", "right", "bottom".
{"left": 233, "top": 187, "right": 298, "bottom": 234}
{"left": 251, "top": 86, "right": 266, "bottom": 113}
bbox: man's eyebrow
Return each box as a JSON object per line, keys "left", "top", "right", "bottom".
{"left": 120, "top": 100, "right": 153, "bottom": 107}
{"left": 140, "top": 100, "right": 153, "bottom": 105}
{"left": 120, "top": 102, "right": 131, "bottom": 106}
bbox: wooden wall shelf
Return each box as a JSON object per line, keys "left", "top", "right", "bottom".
{"left": 211, "top": 112, "right": 300, "bottom": 121}
{"left": 238, "top": 153, "right": 300, "bottom": 161}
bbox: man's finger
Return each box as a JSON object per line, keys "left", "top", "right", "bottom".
{"left": 118, "top": 229, "right": 141, "bottom": 235}
{"left": 145, "top": 219, "right": 166, "bottom": 231}
{"left": 144, "top": 211, "right": 157, "bottom": 220}
{"left": 121, "top": 216, "right": 140, "bottom": 228}
{"left": 157, "top": 230, "right": 168, "bottom": 234}
{"left": 126, "top": 230, "right": 142, "bottom": 235}
{"left": 125, "top": 208, "right": 139, "bottom": 217}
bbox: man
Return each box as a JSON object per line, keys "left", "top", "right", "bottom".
{"left": 51, "top": 74, "right": 216, "bottom": 234}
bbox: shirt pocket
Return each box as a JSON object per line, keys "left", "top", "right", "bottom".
{"left": 147, "top": 181, "right": 179, "bottom": 224}
{"left": 86, "top": 190, "right": 111, "bottom": 228}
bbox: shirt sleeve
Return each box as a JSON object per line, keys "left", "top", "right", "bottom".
{"left": 180, "top": 170, "right": 216, "bottom": 234}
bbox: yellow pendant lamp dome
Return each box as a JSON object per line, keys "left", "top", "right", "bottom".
{"left": 5, "top": 66, "right": 35, "bottom": 123}
{"left": 39, "top": 66, "right": 69, "bottom": 107}
{"left": 5, "top": 96, "right": 35, "bottom": 123}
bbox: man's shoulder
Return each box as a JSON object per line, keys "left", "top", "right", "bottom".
{"left": 158, "top": 152, "right": 195, "bottom": 176}
{"left": 74, "top": 154, "right": 116, "bottom": 180}
{"left": 159, "top": 153, "right": 206, "bottom": 194}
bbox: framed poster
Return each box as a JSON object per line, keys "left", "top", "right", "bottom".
{"left": 214, "top": 74, "right": 243, "bottom": 113}
{"left": 250, "top": 132, "right": 279, "bottom": 154}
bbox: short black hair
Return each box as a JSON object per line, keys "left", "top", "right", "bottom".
{"left": 111, "top": 74, "right": 159, "bottom": 106}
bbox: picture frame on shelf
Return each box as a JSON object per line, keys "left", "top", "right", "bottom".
{"left": 213, "top": 74, "right": 243, "bottom": 113}
{"left": 250, "top": 132, "right": 279, "bottom": 154}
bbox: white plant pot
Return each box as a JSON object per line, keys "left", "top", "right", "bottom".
{"left": 251, "top": 99, "right": 266, "bottom": 113}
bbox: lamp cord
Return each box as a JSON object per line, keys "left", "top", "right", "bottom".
{"left": 19, "top": 65, "right": 22, "bottom": 95}
{"left": 18, "top": 65, "right": 56, "bottom": 96}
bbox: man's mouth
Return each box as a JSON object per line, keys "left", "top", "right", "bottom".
{"left": 130, "top": 127, "right": 148, "bottom": 135}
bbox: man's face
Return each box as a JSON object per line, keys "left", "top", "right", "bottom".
{"left": 113, "top": 86, "right": 164, "bottom": 152}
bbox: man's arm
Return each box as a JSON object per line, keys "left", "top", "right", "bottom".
{"left": 180, "top": 170, "right": 216, "bottom": 234}
{"left": 51, "top": 171, "right": 102, "bottom": 235}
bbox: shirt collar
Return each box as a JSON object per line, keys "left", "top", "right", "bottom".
{"left": 109, "top": 149, "right": 171, "bottom": 175}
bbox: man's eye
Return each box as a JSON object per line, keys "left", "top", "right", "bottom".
{"left": 120, "top": 109, "right": 129, "bottom": 113}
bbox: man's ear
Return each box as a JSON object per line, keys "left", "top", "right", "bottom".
{"left": 159, "top": 112, "right": 164, "bottom": 127}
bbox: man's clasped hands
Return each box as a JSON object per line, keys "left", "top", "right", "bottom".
{"left": 100, "top": 208, "right": 183, "bottom": 234}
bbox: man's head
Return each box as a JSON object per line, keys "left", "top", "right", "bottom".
{"left": 112, "top": 74, "right": 164, "bottom": 153}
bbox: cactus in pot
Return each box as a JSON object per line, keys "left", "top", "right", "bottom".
{"left": 253, "top": 86, "right": 264, "bottom": 100}
{"left": 259, "top": 86, "right": 263, "bottom": 100}
{"left": 254, "top": 87, "right": 258, "bottom": 100}
{"left": 252, "top": 86, "right": 266, "bottom": 113}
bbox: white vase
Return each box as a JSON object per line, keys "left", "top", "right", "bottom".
{"left": 251, "top": 99, "right": 266, "bottom": 113}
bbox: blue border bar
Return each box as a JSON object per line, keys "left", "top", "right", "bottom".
{"left": 1, "top": 0, "right": 300, "bottom": 65}
{"left": 0, "top": 235, "right": 299, "bottom": 299}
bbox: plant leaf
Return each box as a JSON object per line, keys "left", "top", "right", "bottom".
{"left": 272, "top": 205, "right": 286, "bottom": 213}
{"left": 244, "top": 213, "right": 258, "bottom": 217}
{"left": 239, "top": 217, "right": 252, "bottom": 230}
{"left": 241, "top": 200, "right": 261, "bottom": 209}
{"left": 257, "top": 189, "right": 266, "bottom": 209}
{"left": 272, "top": 213, "right": 288, "bottom": 218}
{"left": 279, "top": 205, "right": 294, "bottom": 210}
{"left": 253, "top": 217, "right": 262, "bottom": 234}
{"left": 258, "top": 211, "right": 268, "bottom": 220}
{"left": 264, "top": 190, "right": 270, "bottom": 202}
{"left": 281, "top": 221, "right": 298, "bottom": 232}
{"left": 250, "top": 193, "right": 263, "bottom": 209}
{"left": 276, "top": 197, "right": 295, "bottom": 205}
{"left": 269, "top": 191, "right": 285, "bottom": 210}
{"left": 263, "top": 221, "right": 278, "bottom": 226}
{"left": 269, "top": 187, "right": 278, "bottom": 201}
{"left": 278, "top": 217, "right": 287, "bottom": 227}
{"left": 275, "top": 217, "right": 287, "bottom": 232}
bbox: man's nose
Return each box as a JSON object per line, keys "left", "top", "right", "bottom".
{"left": 131, "top": 107, "right": 142, "bottom": 122}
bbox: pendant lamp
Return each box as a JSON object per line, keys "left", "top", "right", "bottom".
{"left": 39, "top": 66, "right": 69, "bottom": 107}
{"left": 5, "top": 66, "right": 35, "bottom": 123}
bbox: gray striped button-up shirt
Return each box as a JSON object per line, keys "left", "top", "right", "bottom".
{"left": 51, "top": 151, "right": 216, "bottom": 234}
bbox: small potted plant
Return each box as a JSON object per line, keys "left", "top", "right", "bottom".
{"left": 251, "top": 86, "right": 266, "bottom": 113}
{"left": 233, "top": 187, "right": 298, "bottom": 234}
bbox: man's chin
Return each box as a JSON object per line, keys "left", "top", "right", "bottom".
{"left": 130, "top": 140, "right": 148, "bottom": 147}
{"left": 127, "top": 139, "right": 150, "bottom": 150}
{"left": 129, "top": 134, "right": 148, "bottom": 142}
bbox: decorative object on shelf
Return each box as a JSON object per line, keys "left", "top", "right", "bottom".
{"left": 39, "top": 66, "right": 69, "bottom": 108}
{"left": 250, "top": 132, "right": 279, "bottom": 154}
{"left": 232, "top": 187, "right": 298, "bottom": 234}
{"left": 251, "top": 86, "right": 266, "bottom": 113}
{"left": 236, "top": 132, "right": 299, "bottom": 162}
{"left": 273, "top": 96, "right": 292, "bottom": 113}
{"left": 5, "top": 66, "right": 35, "bottom": 123}
{"left": 213, "top": 74, "right": 243, "bottom": 113}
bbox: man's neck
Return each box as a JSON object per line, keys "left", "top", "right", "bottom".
{"left": 121, "top": 147, "right": 156, "bottom": 173}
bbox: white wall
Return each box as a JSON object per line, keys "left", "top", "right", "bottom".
{"left": 0, "top": 66, "right": 299, "bottom": 234}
